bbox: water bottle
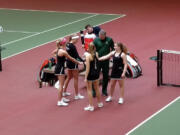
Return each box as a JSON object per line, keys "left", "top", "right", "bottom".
{"left": 49, "top": 62, "right": 52, "bottom": 69}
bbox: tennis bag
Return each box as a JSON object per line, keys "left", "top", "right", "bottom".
{"left": 125, "top": 52, "right": 142, "bottom": 78}
{"left": 38, "top": 57, "right": 57, "bottom": 84}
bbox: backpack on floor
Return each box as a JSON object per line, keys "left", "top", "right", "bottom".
{"left": 38, "top": 57, "right": 57, "bottom": 87}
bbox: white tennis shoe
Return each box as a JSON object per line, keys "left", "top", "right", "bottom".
{"left": 98, "top": 102, "right": 103, "bottom": 108}
{"left": 118, "top": 98, "right": 124, "bottom": 104}
{"left": 63, "top": 92, "right": 71, "bottom": 97}
{"left": 62, "top": 97, "right": 70, "bottom": 103}
{"left": 106, "top": 96, "right": 112, "bottom": 102}
{"left": 57, "top": 100, "right": 68, "bottom": 106}
{"left": 74, "top": 94, "right": 84, "bottom": 100}
{"left": 84, "top": 105, "right": 94, "bottom": 111}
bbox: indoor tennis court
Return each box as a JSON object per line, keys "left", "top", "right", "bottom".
{"left": 0, "top": 0, "right": 180, "bottom": 135}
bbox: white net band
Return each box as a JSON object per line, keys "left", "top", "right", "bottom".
{"left": 162, "top": 49, "right": 180, "bottom": 55}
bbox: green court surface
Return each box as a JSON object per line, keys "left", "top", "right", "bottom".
{"left": 126, "top": 97, "right": 180, "bottom": 135}
{"left": 0, "top": 8, "right": 124, "bottom": 59}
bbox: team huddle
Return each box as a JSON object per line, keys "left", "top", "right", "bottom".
{"left": 52, "top": 24, "right": 128, "bottom": 112}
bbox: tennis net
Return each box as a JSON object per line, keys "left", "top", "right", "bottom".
{"left": 157, "top": 49, "right": 180, "bottom": 87}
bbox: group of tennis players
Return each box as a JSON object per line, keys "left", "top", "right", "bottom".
{"left": 52, "top": 24, "right": 128, "bottom": 111}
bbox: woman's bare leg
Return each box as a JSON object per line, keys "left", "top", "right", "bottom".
{"left": 86, "top": 81, "right": 93, "bottom": 106}
{"left": 93, "top": 80, "right": 101, "bottom": 103}
{"left": 110, "top": 80, "right": 117, "bottom": 97}
{"left": 72, "top": 70, "right": 79, "bottom": 95}
{"left": 118, "top": 79, "right": 124, "bottom": 98}
{"left": 57, "top": 75, "right": 65, "bottom": 101}
{"left": 63, "top": 70, "right": 73, "bottom": 93}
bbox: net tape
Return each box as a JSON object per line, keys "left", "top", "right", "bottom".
{"left": 162, "top": 49, "right": 180, "bottom": 55}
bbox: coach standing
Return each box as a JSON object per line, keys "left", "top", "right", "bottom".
{"left": 93, "top": 30, "right": 114, "bottom": 96}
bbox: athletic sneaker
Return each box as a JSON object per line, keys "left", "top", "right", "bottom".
{"left": 74, "top": 94, "right": 84, "bottom": 100}
{"left": 106, "top": 96, "right": 112, "bottom": 102}
{"left": 57, "top": 100, "right": 68, "bottom": 106}
{"left": 84, "top": 105, "right": 94, "bottom": 111}
{"left": 98, "top": 102, "right": 103, "bottom": 108}
{"left": 63, "top": 92, "right": 71, "bottom": 97}
{"left": 118, "top": 98, "right": 124, "bottom": 104}
{"left": 62, "top": 97, "right": 70, "bottom": 103}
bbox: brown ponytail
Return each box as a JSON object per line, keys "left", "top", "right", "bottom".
{"left": 116, "top": 42, "right": 128, "bottom": 54}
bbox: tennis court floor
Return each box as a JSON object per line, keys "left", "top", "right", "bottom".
{"left": 127, "top": 96, "right": 180, "bottom": 135}
{"left": 1, "top": 7, "right": 180, "bottom": 135}
{"left": 0, "top": 8, "right": 125, "bottom": 59}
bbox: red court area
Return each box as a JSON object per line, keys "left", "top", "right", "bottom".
{"left": 0, "top": 0, "right": 180, "bottom": 135}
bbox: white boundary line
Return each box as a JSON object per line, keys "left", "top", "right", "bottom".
{"left": 126, "top": 96, "right": 180, "bottom": 135}
{"left": 4, "top": 30, "right": 39, "bottom": 34}
{"left": 1, "top": 14, "right": 98, "bottom": 47}
{"left": 2, "top": 14, "right": 126, "bottom": 60}
{"left": 0, "top": 7, "right": 122, "bottom": 16}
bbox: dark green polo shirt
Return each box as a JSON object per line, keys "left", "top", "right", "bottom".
{"left": 93, "top": 37, "right": 114, "bottom": 57}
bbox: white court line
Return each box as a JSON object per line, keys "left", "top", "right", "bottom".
{"left": 0, "top": 7, "right": 122, "bottom": 16}
{"left": 126, "top": 96, "right": 180, "bottom": 135}
{"left": 2, "top": 14, "right": 126, "bottom": 60}
{"left": 4, "top": 30, "right": 39, "bottom": 34}
{"left": 1, "top": 14, "right": 98, "bottom": 47}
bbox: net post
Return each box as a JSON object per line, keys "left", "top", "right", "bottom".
{"left": 157, "top": 49, "right": 180, "bottom": 87}
{"left": 0, "top": 42, "right": 2, "bottom": 72}
{"left": 160, "top": 50, "right": 163, "bottom": 85}
{"left": 157, "top": 50, "right": 161, "bottom": 86}
{"left": 0, "top": 26, "right": 2, "bottom": 72}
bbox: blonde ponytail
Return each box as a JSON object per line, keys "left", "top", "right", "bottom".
{"left": 88, "top": 42, "right": 96, "bottom": 59}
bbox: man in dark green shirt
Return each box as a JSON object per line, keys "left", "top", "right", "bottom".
{"left": 93, "top": 30, "right": 114, "bottom": 96}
